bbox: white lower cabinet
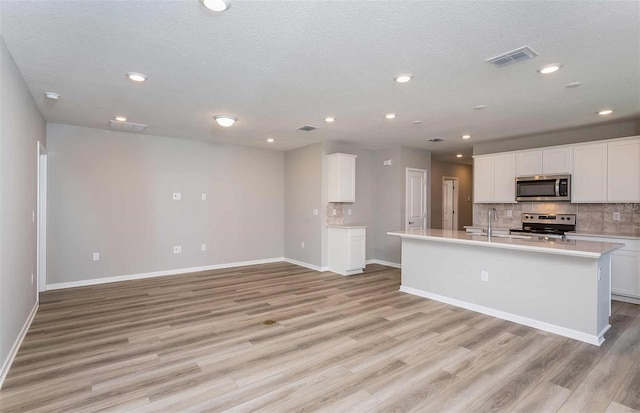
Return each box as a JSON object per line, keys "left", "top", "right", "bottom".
{"left": 567, "top": 235, "right": 640, "bottom": 300}
{"left": 328, "top": 226, "right": 366, "bottom": 276}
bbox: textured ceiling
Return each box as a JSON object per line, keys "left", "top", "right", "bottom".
{"left": 1, "top": 0, "right": 639, "bottom": 158}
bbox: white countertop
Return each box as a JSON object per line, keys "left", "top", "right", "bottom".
{"left": 327, "top": 224, "right": 367, "bottom": 229}
{"left": 568, "top": 231, "right": 640, "bottom": 241}
{"left": 387, "top": 229, "right": 623, "bottom": 258}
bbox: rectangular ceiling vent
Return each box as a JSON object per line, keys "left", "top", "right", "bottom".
{"left": 428, "top": 137, "right": 445, "bottom": 143}
{"left": 486, "top": 46, "right": 537, "bottom": 68}
{"left": 109, "top": 120, "right": 148, "bottom": 133}
{"left": 298, "top": 125, "right": 318, "bottom": 132}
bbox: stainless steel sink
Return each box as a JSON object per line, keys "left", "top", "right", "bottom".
{"left": 467, "top": 233, "right": 533, "bottom": 240}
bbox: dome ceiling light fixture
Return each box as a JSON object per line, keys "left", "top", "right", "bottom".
{"left": 115, "top": 116, "right": 127, "bottom": 122}
{"left": 214, "top": 114, "right": 237, "bottom": 127}
{"left": 267, "top": 138, "right": 275, "bottom": 143}
{"left": 44, "top": 92, "right": 60, "bottom": 100}
{"left": 385, "top": 113, "right": 397, "bottom": 119}
{"left": 200, "top": 0, "right": 231, "bottom": 12}
{"left": 597, "top": 109, "right": 613, "bottom": 116}
{"left": 461, "top": 134, "right": 471, "bottom": 140}
{"left": 394, "top": 73, "right": 413, "bottom": 83}
{"left": 537, "top": 63, "right": 562, "bottom": 74}
{"left": 126, "top": 72, "right": 148, "bottom": 82}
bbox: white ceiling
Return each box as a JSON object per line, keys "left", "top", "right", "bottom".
{"left": 1, "top": 1, "right": 639, "bottom": 159}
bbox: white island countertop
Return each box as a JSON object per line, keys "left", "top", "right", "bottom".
{"left": 387, "top": 229, "right": 623, "bottom": 258}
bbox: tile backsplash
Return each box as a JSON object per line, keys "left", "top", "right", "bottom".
{"left": 474, "top": 203, "right": 640, "bottom": 235}
{"left": 326, "top": 202, "right": 345, "bottom": 225}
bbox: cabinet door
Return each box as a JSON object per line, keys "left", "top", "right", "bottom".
{"left": 608, "top": 138, "right": 640, "bottom": 202}
{"left": 328, "top": 154, "right": 356, "bottom": 202}
{"left": 494, "top": 154, "right": 516, "bottom": 203}
{"left": 516, "top": 150, "right": 543, "bottom": 176}
{"left": 572, "top": 143, "right": 607, "bottom": 202}
{"left": 473, "top": 156, "right": 494, "bottom": 203}
{"left": 347, "top": 235, "right": 366, "bottom": 271}
{"left": 543, "top": 147, "right": 573, "bottom": 174}
{"left": 611, "top": 250, "right": 640, "bottom": 298}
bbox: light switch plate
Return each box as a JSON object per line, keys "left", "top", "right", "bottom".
{"left": 173, "top": 246, "right": 182, "bottom": 254}
{"left": 201, "top": 193, "right": 207, "bottom": 201}
{"left": 173, "top": 192, "right": 182, "bottom": 201}
{"left": 613, "top": 212, "right": 621, "bottom": 221}
{"left": 93, "top": 252, "right": 100, "bottom": 261}
{"left": 301, "top": 241, "right": 305, "bottom": 248}
{"left": 201, "top": 244, "right": 207, "bottom": 251}
{"left": 481, "top": 270, "right": 489, "bottom": 282}
{"left": 313, "top": 209, "right": 319, "bottom": 216}
{"left": 348, "top": 209, "right": 352, "bottom": 216}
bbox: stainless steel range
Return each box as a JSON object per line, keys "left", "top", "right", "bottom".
{"left": 510, "top": 213, "right": 576, "bottom": 238}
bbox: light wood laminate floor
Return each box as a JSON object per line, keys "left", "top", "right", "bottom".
{"left": 1, "top": 263, "right": 639, "bottom": 413}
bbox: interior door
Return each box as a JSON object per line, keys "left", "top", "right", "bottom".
{"left": 443, "top": 179, "right": 454, "bottom": 230}
{"left": 406, "top": 169, "right": 427, "bottom": 231}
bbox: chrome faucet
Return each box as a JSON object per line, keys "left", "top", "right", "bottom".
{"left": 487, "top": 207, "right": 497, "bottom": 240}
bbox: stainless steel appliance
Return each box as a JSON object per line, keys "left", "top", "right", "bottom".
{"left": 510, "top": 213, "right": 576, "bottom": 238}
{"left": 516, "top": 174, "right": 571, "bottom": 202}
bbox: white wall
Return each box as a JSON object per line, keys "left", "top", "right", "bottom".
{"left": 0, "top": 38, "right": 46, "bottom": 382}
{"left": 46, "top": 123, "right": 284, "bottom": 285}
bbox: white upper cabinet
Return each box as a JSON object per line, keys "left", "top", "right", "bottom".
{"left": 328, "top": 153, "right": 357, "bottom": 203}
{"left": 607, "top": 137, "right": 640, "bottom": 202}
{"left": 473, "top": 154, "right": 515, "bottom": 203}
{"left": 542, "top": 147, "right": 573, "bottom": 174}
{"left": 494, "top": 154, "right": 516, "bottom": 203}
{"left": 473, "top": 156, "right": 494, "bottom": 203}
{"left": 516, "top": 147, "right": 572, "bottom": 176}
{"left": 572, "top": 143, "right": 608, "bottom": 203}
{"left": 516, "top": 150, "right": 543, "bottom": 176}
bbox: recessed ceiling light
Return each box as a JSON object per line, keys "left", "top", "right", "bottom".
{"left": 324, "top": 116, "right": 335, "bottom": 123}
{"left": 461, "top": 134, "right": 471, "bottom": 140}
{"left": 474, "top": 105, "right": 487, "bottom": 110}
{"left": 394, "top": 73, "right": 413, "bottom": 83}
{"left": 115, "top": 116, "right": 127, "bottom": 122}
{"left": 267, "top": 138, "right": 274, "bottom": 143}
{"left": 126, "top": 72, "right": 147, "bottom": 82}
{"left": 44, "top": 92, "right": 60, "bottom": 100}
{"left": 200, "top": 0, "right": 231, "bottom": 11}
{"left": 214, "top": 114, "right": 237, "bottom": 127}
{"left": 412, "top": 120, "right": 423, "bottom": 124}
{"left": 385, "top": 113, "right": 397, "bottom": 119}
{"left": 565, "top": 82, "right": 582, "bottom": 88}
{"left": 456, "top": 154, "right": 463, "bottom": 158}
{"left": 597, "top": 109, "right": 613, "bottom": 116}
{"left": 537, "top": 64, "right": 562, "bottom": 74}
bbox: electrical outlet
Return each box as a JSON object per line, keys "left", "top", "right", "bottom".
{"left": 201, "top": 244, "right": 207, "bottom": 251}
{"left": 173, "top": 192, "right": 181, "bottom": 201}
{"left": 173, "top": 246, "right": 182, "bottom": 254}
{"left": 93, "top": 252, "right": 100, "bottom": 261}
{"left": 31, "top": 273, "right": 34, "bottom": 285}
{"left": 348, "top": 209, "right": 352, "bottom": 216}
{"left": 301, "top": 241, "right": 305, "bottom": 248}
{"left": 313, "top": 209, "right": 319, "bottom": 216}
{"left": 481, "top": 271, "right": 489, "bottom": 282}
{"left": 332, "top": 209, "right": 337, "bottom": 216}
{"left": 613, "top": 212, "right": 621, "bottom": 221}
{"left": 201, "top": 193, "right": 207, "bottom": 201}
{"left": 506, "top": 210, "right": 513, "bottom": 218}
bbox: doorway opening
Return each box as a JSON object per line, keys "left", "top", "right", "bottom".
{"left": 442, "top": 176, "right": 459, "bottom": 230}
{"left": 37, "top": 142, "right": 47, "bottom": 294}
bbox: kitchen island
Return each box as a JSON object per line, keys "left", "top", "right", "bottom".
{"left": 387, "top": 229, "right": 624, "bottom": 345}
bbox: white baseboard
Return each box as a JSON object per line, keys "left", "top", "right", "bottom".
{"left": 399, "top": 285, "right": 603, "bottom": 346}
{"left": 0, "top": 301, "right": 38, "bottom": 389}
{"left": 47, "top": 257, "right": 285, "bottom": 290}
{"left": 612, "top": 294, "right": 640, "bottom": 305}
{"left": 283, "top": 258, "right": 328, "bottom": 272}
{"left": 365, "top": 259, "right": 401, "bottom": 269}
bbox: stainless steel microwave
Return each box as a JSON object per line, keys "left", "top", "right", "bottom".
{"left": 516, "top": 175, "right": 571, "bottom": 202}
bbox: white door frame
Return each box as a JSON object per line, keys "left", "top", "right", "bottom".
{"left": 37, "top": 141, "right": 47, "bottom": 294}
{"left": 405, "top": 168, "right": 428, "bottom": 231}
{"left": 442, "top": 176, "right": 459, "bottom": 230}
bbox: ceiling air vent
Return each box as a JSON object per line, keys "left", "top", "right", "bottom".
{"left": 428, "top": 137, "right": 445, "bottom": 143}
{"left": 298, "top": 125, "right": 318, "bottom": 132}
{"left": 109, "top": 120, "right": 148, "bottom": 133}
{"left": 486, "top": 46, "right": 537, "bottom": 68}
